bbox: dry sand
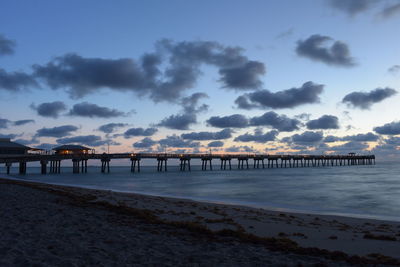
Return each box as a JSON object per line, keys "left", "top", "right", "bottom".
{"left": 1, "top": 177, "right": 400, "bottom": 266}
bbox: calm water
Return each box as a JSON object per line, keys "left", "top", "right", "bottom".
{"left": 3, "top": 161, "right": 400, "bottom": 221}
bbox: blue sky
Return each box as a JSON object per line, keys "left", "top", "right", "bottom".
{"left": 1, "top": 0, "right": 400, "bottom": 157}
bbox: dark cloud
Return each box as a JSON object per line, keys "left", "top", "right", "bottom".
{"left": 289, "top": 131, "right": 324, "bottom": 145}
{"left": 296, "top": 35, "right": 355, "bottom": 67}
{"left": 159, "top": 135, "right": 200, "bottom": 148}
{"left": 124, "top": 127, "right": 158, "bottom": 138}
{"left": 0, "top": 118, "right": 10, "bottom": 129}
{"left": 57, "top": 135, "right": 108, "bottom": 146}
{"left": 181, "top": 129, "right": 233, "bottom": 140}
{"left": 235, "top": 81, "right": 324, "bottom": 109}
{"left": 33, "top": 40, "right": 265, "bottom": 102}
{"left": 208, "top": 141, "right": 224, "bottom": 147}
{"left": 157, "top": 92, "right": 209, "bottom": 130}
{"left": 0, "top": 34, "right": 16, "bottom": 56}
{"left": 324, "top": 135, "right": 342, "bottom": 143}
{"left": 342, "top": 132, "right": 379, "bottom": 141}
{"left": 329, "top": 141, "right": 369, "bottom": 153}
{"left": 342, "top": 87, "right": 397, "bottom": 109}
{"left": 306, "top": 115, "right": 340, "bottom": 130}
{"left": 234, "top": 129, "right": 278, "bottom": 143}
{"left": 157, "top": 113, "right": 197, "bottom": 130}
{"left": 225, "top": 145, "right": 257, "bottom": 153}
{"left": 327, "top": 0, "right": 378, "bottom": 15}
{"left": 13, "top": 119, "right": 34, "bottom": 126}
{"left": 219, "top": 61, "right": 265, "bottom": 90}
{"left": 249, "top": 111, "right": 301, "bottom": 132}
{"left": 0, "top": 133, "right": 18, "bottom": 139}
{"left": 0, "top": 69, "right": 38, "bottom": 92}
{"left": 35, "top": 143, "right": 56, "bottom": 150}
{"left": 31, "top": 101, "right": 67, "bottom": 118}
{"left": 206, "top": 114, "right": 249, "bottom": 128}
{"left": 133, "top": 137, "right": 157, "bottom": 148}
{"left": 380, "top": 3, "right": 400, "bottom": 17}
{"left": 98, "top": 123, "right": 128, "bottom": 134}
{"left": 68, "top": 102, "right": 126, "bottom": 118}
{"left": 388, "top": 65, "right": 400, "bottom": 75}
{"left": 374, "top": 121, "right": 400, "bottom": 135}
{"left": 36, "top": 125, "right": 78, "bottom": 137}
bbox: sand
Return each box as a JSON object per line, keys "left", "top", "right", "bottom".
{"left": 1, "top": 177, "right": 400, "bottom": 266}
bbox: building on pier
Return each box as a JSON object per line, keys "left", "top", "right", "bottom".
{"left": 0, "top": 138, "right": 31, "bottom": 155}
{"left": 53, "top": 144, "right": 94, "bottom": 155}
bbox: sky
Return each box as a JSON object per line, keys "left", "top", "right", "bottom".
{"left": 0, "top": 0, "right": 400, "bottom": 158}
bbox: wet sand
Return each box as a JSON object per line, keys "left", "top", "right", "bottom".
{"left": 1, "top": 177, "right": 400, "bottom": 266}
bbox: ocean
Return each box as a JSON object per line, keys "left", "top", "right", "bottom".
{"left": 3, "top": 160, "right": 400, "bottom": 221}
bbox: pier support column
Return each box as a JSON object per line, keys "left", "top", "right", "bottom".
{"left": 40, "top": 160, "right": 48, "bottom": 174}
{"left": 201, "top": 158, "right": 212, "bottom": 170}
{"left": 5, "top": 162, "right": 12, "bottom": 175}
{"left": 180, "top": 158, "right": 191, "bottom": 171}
{"left": 18, "top": 161, "right": 27, "bottom": 175}
{"left": 130, "top": 158, "right": 141, "bottom": 173}
{"left": 101, "top": 159, "right": 110, "bottom": 173}
{"left": 157, "top": 158, "right": 167, "bottom": 172}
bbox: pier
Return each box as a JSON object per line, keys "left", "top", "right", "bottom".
{"left": 0, "top": 153, "right": 375, "bottom": 175}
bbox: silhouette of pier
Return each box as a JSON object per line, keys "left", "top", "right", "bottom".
{"left": 0, "top": 153, "right": 375, "bottom": 175}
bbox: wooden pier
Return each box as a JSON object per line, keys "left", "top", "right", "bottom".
{"left": 0, "top": 153, "right": 375, "bottom": 175}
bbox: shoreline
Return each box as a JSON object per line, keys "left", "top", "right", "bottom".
{"left": 5, "top": 174, "right": 400, "bottom": 223}
{"left": 1, "top": 176, "right": 400, "bottom": 265}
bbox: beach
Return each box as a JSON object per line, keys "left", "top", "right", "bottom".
{"left": 1, "top": 177, "right": 400, "bottom": 266}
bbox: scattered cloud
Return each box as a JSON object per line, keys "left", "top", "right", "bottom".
{"left": 380, "top": 2, "right": 400, "bottom": 17}
{"left": 296, "top": 34, "right": 355, "bottom": 67}
{"left": 388, "top": 65, "right": 400, "bottom": 75}
{"left": 124, "top": 127, "right": 158, "bottom": 138}
{"left": 159, "top": 135, "right": 200, "bottom": 148}
{"left": 225, "top": 145, "right": 257, "bottom": 153}
{"left": 133, "top": 137, "right": 157, "bottom": 148}
{"left": 0, "top": 34, "right": 16, "bottom": 56}
{"left": 0, "top": 69, "right": 38, "bottom": 92}
{"left": 57, "top": 135, "right": 108, "bottom": 146}
{"left": 181, "top": 129, "right": 233, "bottom": 140}
{"left": 206, "top": 114, "right": 249, "bottom": 128}
{"left": 68, "top": 102, "right": 126, "bottom": 118}
{"left": 208, "top": 140, "right": 224, "bottom": 147}
{"left": 306, "top": 115, "right": 340, "bottom": 130}
{"left": 235, "top": 81, "right": 324, "bottom": 109}
{"left": 219, "top": 61, "right": 265, "bottom": 90}
{"left": 327, "top": 0, "right": 378, "bottom": 16}
{"left": 249, "top": 111, "right": 301, "bottom": 132}
{"left": 285, "top": 131, "right": 324, "bottom": 145}
{"left": 234, "top": 129, "right": 278, "bottom": 143}
{"left": 13, "top": 119, "right": 34, "bottom": 126}
{"left": 30, "top": 101, "right": 67, "bottom": 118}
{"left": 36, "top": 125, "right": 78, "bottom": 137}
{"left": 0, "top": 118, "right": 10, "bottom": 129}
{"left": 374, "top": 121, "right": 400, "bottom": 135}
{"left": 98, "top": 123, "right": 128, "bottom": 134}
{"left": 342, "top": 87, "right": 397, "bottom": 109}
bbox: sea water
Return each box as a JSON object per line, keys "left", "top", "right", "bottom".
{"left": 3, "top": 160, "right": 400, "bottom": 221}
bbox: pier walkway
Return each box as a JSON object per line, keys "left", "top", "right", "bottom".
{"left": 0, "top": 153, "right": 375, "bottom": 175}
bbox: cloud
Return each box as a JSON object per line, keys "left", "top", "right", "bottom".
{"left": 235, "top": 81, "right": 324, "bottom": 109}
{"left": 234, "top": 129, "right": 278, "bottom": 143}
{"left": 0, "top": 133, "right": 18, "bottom": 139}
{"left": 98, "top": 123, "right": 128, "bottom": 134}
{"left": 219, "top": 61, "right": 265, "bottom": 90}
{"left": 13, "top": 119, "right": 34, "bottom": 126}
{"left": 159, "top": 135, "right": 200, "bottom": 148}
{"left": 68, "top": 102, "right": 126, "bottom": 118}
{"left": 181, "top": 128, "right": 233, "bottom": 140}
{"left": 133, "top": 137, "right": 157, "bottom": 148}
{"left": 30, "top": 101, "right": 67, "bottom": 118}
{"left": 0, "top": 69, "right": 38, "bottom": 92}
{"left": 0, "top": 34, "right": 16, "bottom": 56}
{"left": 342, "top": 87, "right": 397, "bottom": 109}
{"left": 56, "top": 135, "right": 108, "bottom": 146}
{"left": 157, "top": 113, "right": 197, "bottom": 130}
{"left": 296, "top": 34, "right": 355, "bottom": 67}
{"left": 306, "top": 115, "right": 340, "bottom": 130}
{"left": 380, "top": 2, "right": 400, "bottom": 17}
{"left": 206, "top": 114, "right": 249, "bottom": 128}
{"left": 249, "top": 111, "right": 301, "bottom": 132}
{"left": 388, "top": 65, "right": 400, "bottom": 75}
{"left": 35, "top": 143, "right": 56, "bottom": 150}
{"left": 0, "top": 118, "right": 10, "bottom": 129}
{"left": 225, "top": 145, "right": 257, "bottom": 153}
{"left": 287, "top": 131, "right": 324, "bottom": 145}
{"left": 208, "top": 141, "right": 224, "bottom": 147}
{"left": 276, "top": 28, "right": 294, "bottom": 39}
{"left": 36, "top": 125, "right": 78, "bottom": 137}
{"left": 33, "top": 40, "right": 265, "bottom": 102}
{"left": 342, "top": 132, "right": 379, "bottom": 141}
{"left": 124, "top": 127, "right": 158, "bottom": 138}
{"left": 374, "top": 121, "right": 400, "bottom": 135}
{"left": 327, "top": 0, "right": 378, "bottom": 15}
{"left": 157, "top": 92, "right": 209, "bottom": 130}
{"left": 324, "top": 135, "right": 342, "bottom": 142}
{"left": 329, "top": 141, "right": 369, "bottom": 153}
